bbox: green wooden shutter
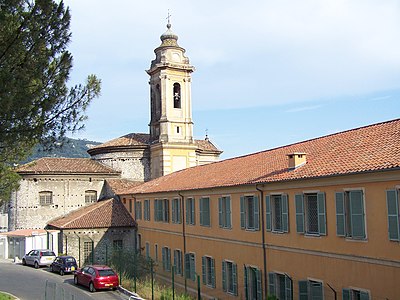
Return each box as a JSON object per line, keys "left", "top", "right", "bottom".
{"left": 166, "top": 199, "right": 169, "bottom": 222}
{"left": 342, "top": 288, "right": 350, "bottom": 300}
{"left": 299, "top": 280, "right": 309, "bottom": 300}
{"left": 174, "top": 250, "right": 177, "bottom": 274}
{"left": 244, "top": 266, "right": 248, "bottom": 300}
{"left": 227, "top": 197, "right": 232, "bottom": 228}
{"left": 268, "top": 272, "right": 275, "bottom": 296}
{"left": 233, "top": 263, "right": 238, "bottom": 295}
{"left": 256, "top": 268, "right": 262, "bottom": 300}
{"left": 199, "top": 198, "right": 204, "bottom": 226}
{"left": 285, "top": 275, "right": 292, "bottom": 300}
{"left": 186, "top": 199, "right": 190, "bottom": 224}
{"left": 317, "top": 192, "right": 326, "bottom": 235}
{"left": 360, "top": 291, "right": 370, "bottom": 300}
{"left": 336, "top": 192, "right": 346, "bottom": 236}
{"left": 211, "top": 258, "right": 215, "bottom": 288}
{"left": 386, "top": 190, "right": 399, "bottom": 241}
{"left": 218, "top": 198, "right": 223, "bottom": 227}
{"left": 266, "top": 195, "right": 272, "bottom": 231}
{"left": 162, "top": 247, "right": 166, "bottom": 270}
{"left": 190, "top": 254, "right": 196, "bottom": 281}
{"left": 154, "top": 200, "right": 158, "bottom": 222}
{"left": 282, "top": 194, "right": 289, "bottom": 232}
{"left": 349, "top": 190, "right": 365, "bottom": 238}
{"left": 222, "top": 261, "right": 226, "bottom": 291}
{"left": 177, "top": 199, "right": 181, "bottom": 223}
{"left": 202, "top": 256, "right": 206, "bottom": 284}
{"left": 205, "top": 198, "right": 210, "bottom": 226}
{"left": 240, "top": 196, "right": 245, "bottom": 229}
{"left": 295, "top": 194, "right": 305, "bottom": 233}
{"left": 167, "top": 248, "right": 171, "bottom": 271}
{"left": 191, "top": 199, "right": 195, "bottom": 225}
{"left": 254, "top": 196, "right": 260, "bottom": 230}
{"left": 172, "top": 199, "right": 176, "bottom": 223}
{"left": 184, "top": 253, "right": 190, "bottom": 279}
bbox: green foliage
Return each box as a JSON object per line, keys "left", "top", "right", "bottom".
{"left": 0, "top": 0, "right": 101, "bottom": 203}
{"left": 110, "top": 250, "right": 152, "bottom": 281}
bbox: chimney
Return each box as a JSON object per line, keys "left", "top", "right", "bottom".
{"left": 287, "top": 152, "right": 307, "bottom": 170}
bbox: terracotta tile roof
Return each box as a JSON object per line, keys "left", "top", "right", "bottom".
{"left": 47, "top": 198, "right": 136, "bottom": 229}
{"left": 87, "top": 133, "right": 150, "bottom": 155}
{"left": 0, "top": 229, "right": 58, "bottom": 237}
{"left": 124, "top": 119, "right": 400, "bottom": 195}
{"left": 16, "top": 158, "right": 120, "bottom": 175}
{"left": 195, "top": 139, "right": 223, "bottom": 154}
{"left": 106, "top": 179, "right": 144, "bottom": 194}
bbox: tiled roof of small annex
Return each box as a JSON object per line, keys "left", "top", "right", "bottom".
{"left": 0, "top": 229, "right": 58, "bottom": 237}
{"left": 16, "top": 158, "right": 120, "bottom": 175}
{"left": 47, "top": 198, "right": 136, "bottom": 229}
{"left": 124, "top": 119, "right": 400, "bottom": 195}
{"left": 195, "top": 139, "right": 222, "bottom": 153}
{"left": 106, "top": 179, "right": 144, "bottom": 195}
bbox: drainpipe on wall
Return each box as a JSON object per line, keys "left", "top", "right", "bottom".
{"left": 256, "top": 184, "right": 268, "bottom": 299}
{"left": 178, "top": 191, "right": 187, "bottom": 293}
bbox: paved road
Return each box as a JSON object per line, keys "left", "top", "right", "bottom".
{"left": 0, "top": 260, "right": 130, "bottom": 300}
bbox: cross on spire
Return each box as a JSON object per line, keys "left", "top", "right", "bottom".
{"left": 166, "top": 9, "right": 172, "bottom": 26}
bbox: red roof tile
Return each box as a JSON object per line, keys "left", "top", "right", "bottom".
{"left": 195, "top": 139, "right": 223, "bottom": 154}
{"left": 47, "top": 198, "right": 136, "bottom": 229}
{"left": 16, "top": 158, "right": 120, "bottom": 175}
{"left": 1, "top": 229, "right": 58, "bottom": 237}
{"left": 106, "top": 179, "right": 144, "bottom": 194}
{"left": 124, "top": 119, "right": 400, "bottom": 194}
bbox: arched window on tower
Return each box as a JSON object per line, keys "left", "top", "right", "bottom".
{"left": 173, "top": 83, "right": 181, "bottom": 108}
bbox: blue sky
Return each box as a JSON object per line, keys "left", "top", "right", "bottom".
{"left": 64, "top": 0, "right": 400, "bottom": 159}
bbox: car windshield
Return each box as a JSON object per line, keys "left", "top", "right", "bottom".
{"left": 41, "top": 251, "right": 55, "bottom": 256}
{"left": 98, "top": 269, "right": 115, "bottom": 277}
{"left": 65, "top": 257, "right": 76, "bottom": 263}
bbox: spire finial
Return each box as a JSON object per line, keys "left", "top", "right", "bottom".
{"left": 205, "top": 128, "right": 209, "bottom": 141}
{"left": 166, "top": 9, "right": 172, "bottom": 29}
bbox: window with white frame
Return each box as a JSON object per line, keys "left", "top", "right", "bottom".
{"left": 184, "top": 252, "right": 196, "bottom": 281}
{"left": 219, "top": 196, "right": 232, "bottom": 229}
{"left": 386, "top": 189, "right": 400, "bottom": 241}
{"left": 342, "top": 287, "right": 370, "bottom": 300}
{"left": 295, "top": 192, "right": 326, "bottom": 235}
{"left": 172, "top": 198, "right": 181, "bottom": 224}
{"left": 154, "top": 199, "right": 169, "bottom": 222}
{"left": 244, "top": 265, "right": 262, "bottom": 300}
{"left": 268, "top": 272, "right": 292, "bottom": 300}
{"left": 135, "top": 201, "right": 142, "bottom": 220}
{"left": 162, "top": 246, "right": 171, "bottom": 271}
{"left": 199, "top": 197, "right": 210, "bottom": 227}
{"left": 174, "top": 249, "right": 183, "bottom": 275}
{"left": 202, "top": 256, "right": 215, "bottom": 288}
{"left": 299, "top": 279, "right": 323, "bottom": 300}
{"left": 144, "top": 200, "right": 150, "bottom": 221}
{"left": 266, "top": 194, "right": 288, "bottom": 232}
{"left": 39, "top": 191, "right": 53, "bottom": 205}
{"left": 186, "top": 197, "right": 195, "bottom": 225}
{"left": 240, "top": 195, "right": 259, "bottom": 230}
{"left": 336, "top": 190, "right": 365, "bottom": 239}
{"left": 85, "top": 190, "right": 97, "bottom": 203}
{"left": 222, "top": 260, "right": 237, "bottom": 295}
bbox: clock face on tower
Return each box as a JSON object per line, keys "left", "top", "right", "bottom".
{"left": 172, "top": 52, "right": 181, "bottom": 62}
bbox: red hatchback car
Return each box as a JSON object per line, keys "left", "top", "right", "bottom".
{"left": 74, "top": 265, "right": 119, "bottom": 292}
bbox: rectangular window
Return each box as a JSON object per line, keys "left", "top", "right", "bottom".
{"left": 266, "top": 194, "right": 288, "bottom": 232}
{"left": 200, "top": 197, "right": 211, "bottom": 227}
{"left": 342, "top": 288, "right": 370, "bottom": 300}
{"left": 299, "top": 280, "right": 323, "bottom": 300}
{"left": 174, "top": 249, "right": 183, "bottom": 275}
{"left": 85, "top": 190, "right": 97, "bottom": 203}
{"left": 39, "top": 191, "right": 53, "bottom": 205}
{"left": 186, "top": 198, "right": 195, "bottom": 225}
{"left": 145, "top": 242, "right": 150, "bottom": 260}
{"left": 184, "top": 252, "right": 196, "bottom": 281}
{"left": 144, "top": 200, "right": 150, "bottom": 221}
{"left": 240, "top": 196, "right": 259, "bottom": 230}
{"left": 295, "top": 192, "right": 326, "bottom": 235}
{"left": 172, "top": 198, "right": 182, "bottom": 224}
{"left": 386, "top": 189, "right": 399, "bottom": 241}
{"left": 162, "top": 247, "right": 171, "bottom": 271}
{"left": 202, "top": 256, "right": 215, "bottom": 288}
{"left": 219, "top": 196, "right": 232, "bottom": 229}
{"left": 135, "top": 201, "right": 142, "bottom": 220}
{"left": 83, "top": 241, "right": 93, "bottom": 264}
{"left": 244, "top": 265, "right": 262, "bottom": 300}
{"left": 268, "top": 272, "right": 292, "bottom": 300}
{"left": 154, "top": 199, "right": 169, "bottom": 222}
{"left": 222, "top": 260, "right": 237, "bottom": 295}
{"left": 336, "top": 190, "right": 365, "bottom": 239}
{"left": 113, "top": 239, "right": 123, "bottom": 251}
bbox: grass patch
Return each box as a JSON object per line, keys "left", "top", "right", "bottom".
{"left": 0, "top": 292, "right": 16, "bottom": 300}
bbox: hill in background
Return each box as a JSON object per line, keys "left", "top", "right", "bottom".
{"left": 23, "top": 138, "right": 102, "bottom": 163}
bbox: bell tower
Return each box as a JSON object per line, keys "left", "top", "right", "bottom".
{"left": 147, "top": 21, "right": 197, "bottom": 178}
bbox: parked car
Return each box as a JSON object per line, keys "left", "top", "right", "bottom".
{"left": 50, "top": 256, "right": 77, "bottom": 275}
{"left": 22, "top": 249, "right": 56, "bottom": 269}
{"left": 74, "top": 265, "right": 119, "bottom": 292}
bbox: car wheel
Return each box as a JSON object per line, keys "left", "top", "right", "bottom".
{"left": 22, "top": 259, "right": 26, "bottom": 266}
{"left": 34, "top": 261, "right": 39, "bottom": 269}
{"left": 59, "top": 269, "right": 64, "bottom": 276}
{"left": 50, "top": 265, "right": 54, "bottom": 272}
{"left": 89, "top": 282, "right": 96, "bottom": 293}
{"left": 73, "top": 276, "right": 78, "bottom": 285}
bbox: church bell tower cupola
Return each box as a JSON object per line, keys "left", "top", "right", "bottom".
{"left": 146, "top": 21, "right": 195, "bottom": 145}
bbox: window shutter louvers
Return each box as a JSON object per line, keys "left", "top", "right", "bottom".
{"left": 295, "top": 194, "right": 305, "bottom": 233}
{"left": 233, "top": 263, "right": 238, "bottom": 295}
{"left": 199, "top": 198, "right": 203, "bottom": 226}
{"left": 342, "top": 288, "right": 350, "bottom": 300}
{"left": 282, "top": 194, "right": 289, "bottom": 232}
{"left": 298, "top": 280, "right": 309, "bottom": 300}
{"left": 254, "top": 196, "right": 260, "bottom": 230}
{"left": 162, "top": 248, "right": 166, "bottom": 270}
{"left": 172, "top": 200, "right": 176, "bottom": 223}
{"left": 184, "top": 253, "right": 190, "bottom": 279}
{"left": 218, "top": 198, "right": 223, "bottom": 227}
{"left": 360, "top": 291, "right": 370, "bottom": 300}
{"left": 186, "top": 199, "right": 190, "bottom": 224}
{"left": 336, "top": 192, "right": 346, "bottom": 236}
{"left": 227, "top": 197, "right": 232, "bottom": 228}
{"left": 317, "top": 192, "right": 326, "bottom": 235}
{"left": 191, "top": 254, "right": 195, "bottom": 281}
{"left": 240, "top": 196, "right": 245, "bottom": 229}
{"left": 222, "top": 261, "right": 227, "bottom": 292}
{"left": 202, "top": 256, "right": 206, "bottom": 284}
{"left": 256, "top": 268, "right": 262, "bottom": 300}
{"left": 244, "top": 266, "right": 248, "bottom": 300}
{"left": 386, "top": 190, "right": 399, "bottom": 241}
{"left": 211, "top": 258, "right": 215, "bottom": 288}
{"left": 349, "top": 190, "right": 365, "bottom": 238}
{"left": 191, "top": 199, "right": 195, "bottom": 225}
{"left": 268, "top": 273, "right": 275, "bottom": 296}
{"left": 285, "top": 275, "right": 292, "bottom": 300}
{"left": 167, "top": 248, "right": 171, "bottom": 271}
{"left": 266, "top": 195, "right": 272, "bottom": 231}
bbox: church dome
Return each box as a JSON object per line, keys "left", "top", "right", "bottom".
{"left": 160, "top": 23, "right": 179, "bottom": 47}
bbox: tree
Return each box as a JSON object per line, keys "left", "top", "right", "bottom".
{"left": 0, "top": 0, "right": 101, "bottom": 204}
